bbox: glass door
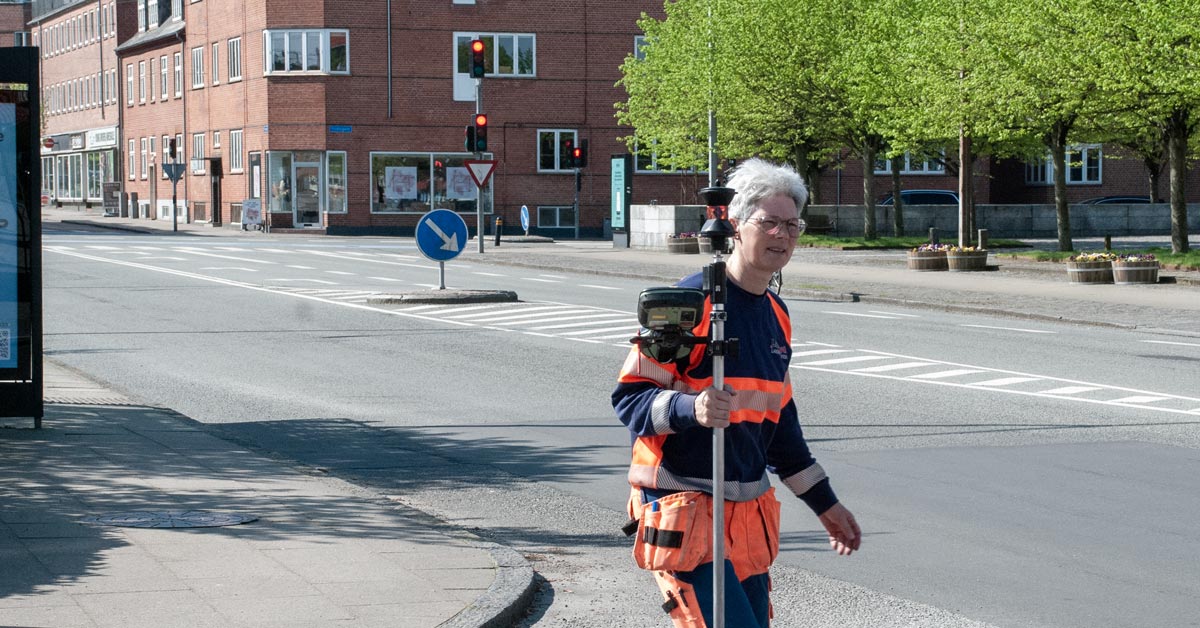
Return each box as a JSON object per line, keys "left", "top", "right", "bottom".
{"left": 292, "top": 161, "right": 322, "bottom": 227}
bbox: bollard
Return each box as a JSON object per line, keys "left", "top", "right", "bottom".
{"left": 494, "top": 216, "right": 503, "bottom": 247}
{"left": 928, "top": 227, "right": 939, "bottom": 245}
{"left": 977, "top": 229, "right": 989, "bottom": 250}
{"left": 1104, "top": 235, "right": 1111, "bottom": 251}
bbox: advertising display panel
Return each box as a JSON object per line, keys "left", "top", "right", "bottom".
{"left": 0, "top": 48, "right": 44, "bottom": 425}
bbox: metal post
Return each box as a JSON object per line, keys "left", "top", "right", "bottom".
{"left": 573, "top": 168, "right": 581, "bottom": 240}
{"left": 475, "top": 78, "right": 484, "bottom": 253}
{"left": 710, "top": 249, "right": 726, "bottom": 628}
{"left": 438, "top": 261, "right": 446, "bottom": 290}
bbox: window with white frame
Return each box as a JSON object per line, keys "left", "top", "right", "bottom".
{"left": 174, "top": 133, "right": 183, "bottom": 163}
{"left": 148, "top": 59, "right": 155, "bottom": 101}
{"left": 212, "top": 42, "right": 220, "bottom": 84}
{"left": 140, "top": 137, "right": 148, "bottom": 179}
{"left": 213, "top": 131, "right": 221, "bottom": 149}
{"left": 263, "top": 29, "right": 349, "bottom": 75}
{"left": 632, "top": 139, "right": 704, "bottom": 174}
{"left": 128, "top": 139, "right": 136, "bottom": 179}
{"left": 369, "top": 152, "right": 492, "bottom": 214}
{"left": 191, "top": 133, "right": 205, "bottom": 173}
{"left": 229, "top": 130, "right": 244, "bottom": 172}
{"left": 634, "top": 35, "right": 648, "bottom": 61}
{"left": 454, "top": 33, "right": 535, "bottom": 78}
{"left": 537, "top": 129, "right": 577, "bottom": 172}
{"left": 126, "top": 64, "right": 134, "bottom": 105}
{"left": 873, "top": 151, "right": 947, "bottom": 174}
{"left": 326, "top": 151, "right": 347, "bottom": 213}
{"left": 174, "top": 52, "right": 183, "bottom": 96}
{"left": 191, "top": 47, "right": 204, "bottom": 87}
{"left": 227, "top": 37, "right": 242, "bottom": 81}
{"left": 537, "top": 205, "right": 577, "bottom": 229}
{"left": 161, "top": 135, "right": 169, "bottom": 178}
{"left": 1025, "top": 145, "right": 1102, "bottom": 185}
{"left": 160, "top": 55, "right": 168, "bottom": 99}
{"left": 138, "top": 61, "right": 146, "bottom": 102}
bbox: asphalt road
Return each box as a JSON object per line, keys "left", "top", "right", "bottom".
{"left": 42, "top": 226, "right": 1200, "bottom": 628}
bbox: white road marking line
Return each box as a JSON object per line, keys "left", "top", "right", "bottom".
{"left": 823, "top": 311, "right": 899, "bottom": 319}
{"left": 376, "top": 253, "right": 421, "bottom": 261}
{"left": 960, "top": 324, "right": 1055, "bottom": 334}
{"left": 46, "top": 249, "right": 477, "bottom": 327}
{"left": 560, "top": 325, "right": 641, "bottom": 336}
{"left": 304, "top": 249, "right": 432, "bottom": 270}
{"left": 968, "top": 377, "right": 1044, "bottom": 387}
{"left": 792, "top": 349, "right": 852, "bottom": 357}
{"left": 1038, "top": 386, "right": 1105, "bottom": 395}
{"left": 368, "top": 277, "right": 404, "bottom": 282}
{"left": 1108, "top": 395, "right": 1173, "bottom": 404}
{"left": 325, "top": 270, "right": 356, "bottom": 275}
{"left": 449, "top": 306, "right": 578, "bottom": 320}
{"left": 909, "top": 369, "right": 988, "bottom": 379}
{"left": 472, "top": 272, "right": 507, "bottom": 277}
{"left": 522, "top": 277, "right": 561, "bottom": 283}
{"left": 796, "top": 355, "right": 891, "bottom": 366}
{"left": 425, "top": 304, "right": 500, "bottom": 316}
{"left": 269, "top": 278, "right": 337, "bottom": 284}
{"left": 136, "top": 256, "right": 187, "bottom": 261}
{"left": 539, "top": 274, "right": 568, "bottom": 279}
{"left": 868, "top": 311, "right": 921, "bottom": 317}
{"left": 851, "top": 361, "right": 938, "bottom": 373}
{"left": 491, "top": 310, "right": 601, "bottom": 325}
{"left": 799, "top": 341, "right": 842, "bottom": 347}
{"left": 581, "top": 284, "right": 621, "bottom": 290}
{"left": 257, "top": 248, "right": 290, "bottom": 253}
{"left": 1142, "top": 340, "right": 1200, "bottom": 348}
{"left": 529, "top": 315, "right": 634, "bottom": 330}
{"left": 173, "top": 247, "right": 278, "bottom": 264}
{"left": 215, "top": 247, "right": 249, "bottom": 252}
{"left": 413, "top": 283, "right": 443, "bottom": 289}
{"left": 594, "top": 331, "right": 641, "bottom": 340}
{"left": 84, "top": 245, "right": 120, "bottom": 250}
{"left": 1190, "top": 408, "right": 1200, "bottom": 414}
{"left": 131, "top": 246, "right": 165, "bottom": 251}
{"left": 287, "top": 265, "right": 316, "bottom": 270}
{"left": 200, "top": 267, "right": 259, "bottom": 272}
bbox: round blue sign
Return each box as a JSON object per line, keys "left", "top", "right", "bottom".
{"left": 415, "top": 209, "right": 469, "bottom": 262}
{"left": 520, "top": 205, "right": 530, "bottom": 231}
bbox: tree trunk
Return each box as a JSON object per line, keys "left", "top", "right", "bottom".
{"left": 959, "top": 131, "right": 974, "bottom": 247}
{"left": 890, "top": 156, "right": 904, "bottom": 237}
{"left": 1049, "top": 121, "right": 1072, "bottom": 252}
{"left": 1168, "top": 108, "right": 1191, "bottom": 254}
{"left": 862, "top": 146, "right": 878, "bottom": 240}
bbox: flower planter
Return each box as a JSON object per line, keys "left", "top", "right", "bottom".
{"left": 1066, "top": 261, "right": 1113, "bottom": 284}
{"left": 907, "top": 250, "right": 948, "bottom": 271}
{"left": 1112, "top": 260, "right": 1160, "bottom": 285}
{"left": 947, "top": 251, "right": 989, "bottom": 272}
{"left": 666, "top": 237, "right": 699, "bottom": 254}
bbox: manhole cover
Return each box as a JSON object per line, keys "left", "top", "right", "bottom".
{"left": 81, "top": 511, "right": 258, "bottom": 528}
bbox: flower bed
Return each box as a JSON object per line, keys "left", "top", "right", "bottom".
{"left": 1065, "top": 252, "right": 1117, "bottom": 284}
{"left": 1112, "top": 253, "right": 1159, "bottom": 285}
{"left": 907, "top": 243, "right": 950, "bottom": 271}
{"left": 946, "top": 246, "right": 989, "bottom": 272}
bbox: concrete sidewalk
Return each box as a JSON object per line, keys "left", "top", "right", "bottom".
{"left": 0, "top": 361, "right": 536, "bottom": 628}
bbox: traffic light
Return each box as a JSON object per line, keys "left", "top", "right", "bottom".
{"left": 464, "top": 125, "right": 476, "bottom": 151}
{"left": 564, "top": 139, "right": 575, "bottom": 168}
{"left": 575, "top": 139, "right": 588, "bottom": 169}
{"left": 473, "top": 113, "right": 488, "bottom": 151}
{"left": 469, "top": 39, "right": 486, "bottom": 78}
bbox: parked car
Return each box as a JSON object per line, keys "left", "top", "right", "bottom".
{"left": 1079, "top": 195, "right": 1154, "bottom": 204}
{"left": 879, "top": 189, "right": 960, "bottom": 205}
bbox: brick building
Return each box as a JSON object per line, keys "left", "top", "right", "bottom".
{"left": 1, "top": 0, "right": 32, "bottom": 47}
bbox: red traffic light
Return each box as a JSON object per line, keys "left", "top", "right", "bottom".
{"left": 474, "top": 113, "right": 488, "bottom": 127}
{"left": 469, "top": 39, "right": 486, "bottom": 78}
{"left": 471, "top": 40, "right": 485, "bottom": 54}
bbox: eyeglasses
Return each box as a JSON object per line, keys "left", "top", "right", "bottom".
{"left": 746, "top": 216, "right": 806, "bottom": 237}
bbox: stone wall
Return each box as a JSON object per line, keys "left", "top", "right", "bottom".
{"left": 629, "top": 203, "right": 707, "bottom": 250}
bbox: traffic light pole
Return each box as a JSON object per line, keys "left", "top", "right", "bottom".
{"left": 573, "top": 168, "right": 580, "bottom": 240}
{"left": 475, "top": 78, "right": 485, "bottom": 254}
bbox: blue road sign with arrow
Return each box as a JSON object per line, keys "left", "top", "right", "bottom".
{"left": 520, "top": 205, "right": 530, "bottom": 232}
{"left": 415, "top": 209, "right": 469, "bottom": 262}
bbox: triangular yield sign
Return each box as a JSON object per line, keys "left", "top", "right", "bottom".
{"left": 465, "top": 160, "right": 498, "bottom": 188}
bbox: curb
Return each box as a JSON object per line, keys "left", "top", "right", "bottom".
{"left": 368, "top": 290, "right": 518, "bottom": 305}
{"left": 438, "top": 544, "right": 539, "bottom": 628}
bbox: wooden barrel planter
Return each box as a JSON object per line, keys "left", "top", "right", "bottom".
{"left": 1066, "top": 261, "right": 1113, "bottom": 284}
{"left": 947, "top": 251, "right": 989, "bottom": 272}
{"left": 1112, "top": 261, "right": 1160, "bottom": 285}
{"left": 907, "top": 250, "right": 948, "bottom": 271}
{"left": 666, "top": 237, "right": 699, "bottom": 254}
{"left": 698, "top": 236, "right": 713, "bottom": 254}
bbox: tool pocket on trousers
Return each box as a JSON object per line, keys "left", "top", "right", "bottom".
{"left": 632, "top": 491, "right": 713, "bottom": 573}
{"left": 748, "top": 488, "right": 782, "bottom": 574}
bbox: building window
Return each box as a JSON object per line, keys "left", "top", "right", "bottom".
{"left": 537, "top": 206, "right": 577, "bottom": 229}
{"left": 161, "top": 135, "right": 170, "bottom": 178}
{"left": 212, "top": 42, "right": 220, "bottom": 84}
{"left": 1025, "top": 145, "right": 1102, "bottom": 185}
{"left": 174, "top": 52, "right": 183, "bottom": 96}
{"left": 634, "top": 35, "right": 648, "bottom": 61}
{"left": 229, "top": 129, "right": 244, "bottom": 173}
{"left": 191, "top": 47, "right": 204, "bottom": 87}
{"left": 148, "top": 59, "right": 155, "bottom": 101}
{"left": 873, "top": 151, "right": 947, "bottom": 174}
{"left": 213, "top": 131, "right": 221, "bottom": 149}
{"left": 326, "top": 151, "right": 347, "bottom": 213}
{"left": 537, "top": 129, "right": 577, "bottom": 172}
{"left": 138, "top": 61, "right": 147, "bottom": 102}
{"left": 128, "top": 139, "right": 136, "bottom": 179}
{"left": 455, "top": 33, "right": 535, "bottom": 78}
{"left": 191, "top": 133, "right": 206, "bottom": 173}
{"left": 228, "top": 37, "right": 242, "bottom": 81}
{"left": 369, "top": 152, "right": 492, "bottom": 214}
{"left": 140, "top": 138, "right": 148, "bottom": 179}
{"left": 13, "top": 32, "right": 31, "bottom": 47}
{"left": 126, "top": 64, "right": 134, "bottom": 105}
{"left": 160, "top": 55, "right": 168, "bottom": 99}
{"left": 263, "top": 29, "right": 350, "bottom": 75}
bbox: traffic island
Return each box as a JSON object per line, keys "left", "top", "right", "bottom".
{"left": 367, "top": 289, "right": 518, "bottom": 305}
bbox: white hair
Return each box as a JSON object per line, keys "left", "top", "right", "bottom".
{"left": 725, "top": 158, "right": 808, "bottom": 221}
